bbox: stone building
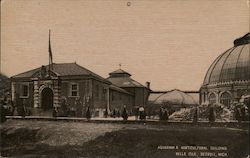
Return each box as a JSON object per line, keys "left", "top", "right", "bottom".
{"left": 10, "top": 62, "right": 135, "bottom": 117}
{"left": 200, "top": 33, "right": 250, "bottom": 107}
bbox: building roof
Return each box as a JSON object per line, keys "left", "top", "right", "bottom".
{"left": 12, "top": 63, "right": 110, "bottom": 83}
{"left": 107, "top": 76, "right": 146, "bottom": 88}
{"left": 203, "top": 33, "right": 250, "bottom": 85}
{"left": 109, "top": 84, "right": 134, "bottom": 95}
{"left": 107, "top": 68, "right": 148, "bottom": 88}
{"left": 148, "top": 89, "right": 198, "bottom": 105}
{"left": 109, "top": 69, "right": 131, "bottom": 77}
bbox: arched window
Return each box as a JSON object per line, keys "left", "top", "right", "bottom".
{"left": 220, "top": 92, "right": 231, "bottom": 107}
{"left": 208, "top": 93, "right": 216, "bottom": 104}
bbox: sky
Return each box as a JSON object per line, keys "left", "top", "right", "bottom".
{"left": 1, "top": 0, "right": 249, "bottom": 91}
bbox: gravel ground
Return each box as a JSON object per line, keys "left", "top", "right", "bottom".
{"left": 1, "top": 120, "right": 126, "bottom": 146}
{"left": 0, "top": 120, "right": 249, "bottom": 158}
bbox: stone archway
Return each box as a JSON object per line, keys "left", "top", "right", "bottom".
{"left": 41, "top": 87, "right": 54, "bottom": 110}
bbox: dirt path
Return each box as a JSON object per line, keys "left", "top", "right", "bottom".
{"left": 1, "top": 120, "right": 249, "bottom": 158}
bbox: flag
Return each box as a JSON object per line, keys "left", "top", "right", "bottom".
{"left": 49, "top": 30, "right": 53, "bottom": 70}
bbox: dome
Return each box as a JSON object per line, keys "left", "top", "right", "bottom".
{"left": 203, "top": 33, "right": 250, "bottom": 85}
{"left": 150, "top": 89, "right": 198, "bottom": 105}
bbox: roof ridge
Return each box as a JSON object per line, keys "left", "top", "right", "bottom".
{"left": 11, "top": 63, "right": 61, "bottom": 78}
{"left": 52, "top": 62, "right": 76, "bottom": 65}
{"left": 12, "top": 65, "right": 41, "bottom": 78}
{"left": 73, "top": 63, "right": 109, "bottom": 82}
{"left": 110, "top": 84, "right": 133, "bottom": 95}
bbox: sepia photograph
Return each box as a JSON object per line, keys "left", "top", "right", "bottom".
{"left": 0, "top": 0, "right": 249, "bottom": 157}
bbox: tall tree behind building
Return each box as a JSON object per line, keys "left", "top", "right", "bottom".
{"left": 0, "top": 73, "right": 10, "bottom": 99}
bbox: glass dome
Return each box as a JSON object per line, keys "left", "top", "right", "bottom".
{"left": 203, "top": 33, "right": 250, "bottom": 85}
{"left": 150, "top": 89, "right": 198, "bottom": 105}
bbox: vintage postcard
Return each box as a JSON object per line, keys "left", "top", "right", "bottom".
{"left": 0, "top": 0, "right": 249, "bottom": 157}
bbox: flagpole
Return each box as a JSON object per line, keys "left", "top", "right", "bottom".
{"left": 49, "top": 29, "right": 51, "bottom": 73}
{"left": 48, "top": 29, "right": 53, "bottom": 71}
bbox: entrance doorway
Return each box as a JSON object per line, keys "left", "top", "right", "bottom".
{"left": 41, "top": 87, "right": 54, "bottom": 110}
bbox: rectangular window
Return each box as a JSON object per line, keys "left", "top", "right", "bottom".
{"left": 20, "top": 84, "right": 29, "bottom": 98}
{"left": 70, "top": 83, "right": 79, "bottom": 97}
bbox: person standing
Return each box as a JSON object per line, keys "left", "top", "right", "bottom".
{"left": 163, "top": 109, "right": 169, "bottom": 121}
{"left": 112, "top": 109, "right": 116, "bottom": 118}
{"left": 139, "top": 106, "right": 144, "bottom": 120}
{"left": 52, "top": 107, "right": 58, "bottom": 117}
{"left": 86, "top": 106, "right": 91, "bottom": 121}
{"left": 122, "top": 105, "right": 128, "bottom": 121}
{"left": 104, "top": 108, "right": 108, "bottom": 118}
{"left": 159, "top": 107, "right": 164, "bottom": 120}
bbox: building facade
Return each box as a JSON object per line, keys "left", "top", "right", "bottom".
{"left": 107, "top": 69, "right": 151, "bottom": 110}
{"left": 11, "top": 63, "right": 136, "bottom": 117}
{"left": 200, "top": 33, "right": 250, "bottom": 107}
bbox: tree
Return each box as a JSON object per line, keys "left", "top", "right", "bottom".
{"left": 0, "top": 104, "right": 7, "bottom": 123}
{"left": 0, "top": 73, "right": 10, "bottom": 99}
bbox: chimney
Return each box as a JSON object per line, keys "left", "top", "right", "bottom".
{"left": 145, "top": 82, "right": 150, "bottom": 89}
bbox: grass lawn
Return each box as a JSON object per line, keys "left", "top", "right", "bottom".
{"left": 0, "top": 120, "right": 249, "bottom": 158}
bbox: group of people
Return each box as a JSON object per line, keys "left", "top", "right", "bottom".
{"left": 107, "top": 106, "right": 169, "bottom": 121}
{"left": 106, "top": 106, "right": 147, "bottom": 121}
{"left": 109, "top": 106, "right": 170, "bottom": 121}
{"left": 2, "top": 93, "right": 249, "bottom": 123}
{"left": 105, "top": 106, "right": 129, "bottom": 120}
{"left": 135, "top": 106, "right": 146, "bottom": 120}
